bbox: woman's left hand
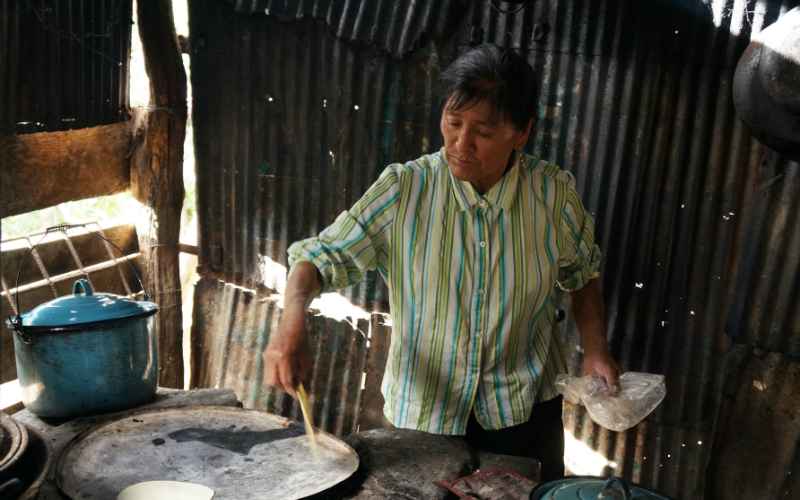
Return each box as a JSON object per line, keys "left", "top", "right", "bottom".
{"left": 568, "top": 278, "right": 624, "bottom": 392}
{"left": 584, "top": 348, "right": 623, "bottom": 393}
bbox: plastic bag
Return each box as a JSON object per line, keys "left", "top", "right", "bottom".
{"left": 555, "top": 372, "right": 666, "bottom": 432}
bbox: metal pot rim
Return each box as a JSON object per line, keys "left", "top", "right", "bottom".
{"left": 529, "top": 476, "right": 677, "bottom": 500}
{"left": 7, "top": 308, "right": 158, "bottom": 335}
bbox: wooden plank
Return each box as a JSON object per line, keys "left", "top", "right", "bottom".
{"left": 0, "top": 121, "right": 134, "bottom": 218}
{"left": 179, "top": 243, "right": 198, "bottom": 255}
{"left": 1, "top": 401, "right": 25, "bottom": 416}
{"left": 131, "top": 0, "right": 187, "bottom": 389}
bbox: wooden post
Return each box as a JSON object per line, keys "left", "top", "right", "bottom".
{"left": 131, "top": 0, "right": 187, "bottom": 388}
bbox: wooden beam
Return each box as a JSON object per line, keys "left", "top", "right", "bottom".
{"left": 179, "top": 243, "right": 198, "bottom": 255}
{"left": 132, "top": 0, "right": 187, "bottom": 389}
{"left": 0, "top": 122, "right": 133, "bottom": 218}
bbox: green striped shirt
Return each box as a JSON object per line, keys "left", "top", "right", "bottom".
{"left": 288, "top": 148, "right": 601, "bottom": 435}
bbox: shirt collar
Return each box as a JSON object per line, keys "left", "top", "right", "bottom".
{"left": 447, "top": 148, "right": 521, "bottom": 212}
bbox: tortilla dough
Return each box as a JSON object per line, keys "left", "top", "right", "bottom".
{"left": 117, "top": 481, "right": 214, "bottom": 500}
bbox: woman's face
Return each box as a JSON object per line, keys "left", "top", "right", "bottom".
{"left": 440, "top": 98, "right": 533, "bottom": 195}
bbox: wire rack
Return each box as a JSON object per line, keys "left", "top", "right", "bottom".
{"left": 1, "top": 222, "right": 143, "bottom": 318}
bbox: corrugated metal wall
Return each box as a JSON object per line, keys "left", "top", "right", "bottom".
{"left": 189, "top": 0, "right": 800, "bottom": 498}
{"left": 222, "top": 0, "right": 461, "bottom": 56}
{"left": 190, "top": 277, "right": 393, "bottom": 436}
{"left": 728, "top": 150, "right": 800, "bottom": 357}
{"left": 190, "top": 0, "right": 448, "bottom": 306}
{"left": 0, "top": 0, "right": 132, "bottom": 135}
{"left": 706, "top": 149, "right": 800, "bottom": 499}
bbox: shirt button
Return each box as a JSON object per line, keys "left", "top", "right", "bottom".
{"left": 475, "top": 332, "right": 482, "bottom": 340}
{"left": 480, "top": 241, "right": 487, "bottom": 248}
{"left": 479, "top": 200, "right": 486, "bottom": 207}
{"left": 478, "top": 289, "right": 485, "bottom": 295}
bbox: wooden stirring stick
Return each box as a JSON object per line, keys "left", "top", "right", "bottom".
{"left": 297, "top": 383, "right": 320, "bottom": 460}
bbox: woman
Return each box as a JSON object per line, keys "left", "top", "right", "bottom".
{"left": 264, "top": 43, "right": 622, "bottom": 480}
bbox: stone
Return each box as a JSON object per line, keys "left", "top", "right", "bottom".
{"left": 340, "top": 428, "right": 473, "bottom": 500}
{"left": 473, "top": 450, "right": 540, "bottom": 482}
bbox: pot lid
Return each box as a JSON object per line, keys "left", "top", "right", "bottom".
{"left": 18, "top": 280, "right": 157, "bottom": 328}
{"left": 530, "top": 477, "right": 675, "bottom": 500}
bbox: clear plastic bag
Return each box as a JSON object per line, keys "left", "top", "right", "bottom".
{"left": 555, "top": 372, "right": 666, "bottom": 432}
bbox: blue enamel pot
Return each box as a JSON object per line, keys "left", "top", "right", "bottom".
{"left": 6, "top": 280, "right": 159, "bottom": 418}
{"left": 530, "top": 476, "right": 676, "bottom": 500}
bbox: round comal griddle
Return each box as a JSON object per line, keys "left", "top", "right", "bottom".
{"left": 56, "top": 406, "right": 359, "bottom": 500}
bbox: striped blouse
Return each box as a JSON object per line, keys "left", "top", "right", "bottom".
{"left": 288, "top": 148, "right": 601, "bottom": 435}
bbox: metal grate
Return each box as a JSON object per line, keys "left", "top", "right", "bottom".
{"left": 0, "top": 221, "right": 140, "bottom": 309}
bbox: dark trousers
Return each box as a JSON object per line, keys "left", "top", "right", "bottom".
{"left": 463, "top": 395, "right": 565, "bottom": 481}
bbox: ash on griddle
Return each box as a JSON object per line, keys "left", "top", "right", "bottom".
{"left": 167, "top": 422, "right": 305, "bottom": 454}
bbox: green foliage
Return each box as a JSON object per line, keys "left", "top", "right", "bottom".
{"left": 1, "top": 193, "right": 134, "bottom": 239}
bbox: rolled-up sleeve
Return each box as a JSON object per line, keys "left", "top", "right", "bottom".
{"left": 288, "top": 166, "right": 400, "bottom": 293}
{"left": 556, "top": 175, "right": 602, "bottom": 292}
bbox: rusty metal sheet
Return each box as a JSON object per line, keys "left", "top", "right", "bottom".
{"left": 705, "top": 346, "right": 800, "bottom": 499}
{"left": 189, "top": 1, "right": 800, "bottom": 499}
{"left": 191, "top": 0, "right": 443, "bottom": 311}
{"left": 221, "top": 0, "right": 461, "bottom": 56}
{"left": 191, "top": 277, "right": 391, "bottom": 437}
{"left": 56, "top": 405, "right": 359, "bottom": 500}
{"left": 357, "top": 315, "right": 393, "bottom": 432}
{"left": 727, "top": 150, "right": 800, "bottom": 357}
{"left": 0, "top": 0, "right": 132, "bottom": 135}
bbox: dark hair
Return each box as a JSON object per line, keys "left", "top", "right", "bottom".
{"left": 436, "top": 44, "right": 537, "bottom": 130}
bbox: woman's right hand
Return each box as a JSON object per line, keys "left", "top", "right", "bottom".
{"left": 263, "top": 308, "right": 310, "bottom": 399}
{"left": 262, "top": 260, "right": 322, "bottom": 399}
